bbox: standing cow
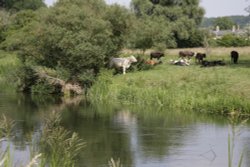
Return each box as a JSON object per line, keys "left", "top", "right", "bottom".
{"left": 195, "top": 53, "right": 206, "bottom": 64}
{"left": 179, "top": 51, "right": 195, "bottom": 59}
{"left": 109, "top": 55, "right": 137, "bottom": 74}
{"left": 150, "top": 51, "right": 165, "bottom": 60}
{"left": 231, "top": 50, "right": 239, "bottom": 64}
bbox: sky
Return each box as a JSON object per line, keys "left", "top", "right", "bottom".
{"left": 45, "top": 0, "right": 249, "bottom": 17}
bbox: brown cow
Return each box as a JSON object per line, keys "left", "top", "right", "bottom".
{"left": 150, "top": 51, "right": 165, "bottom": 60}
{"left": 179, "top": 51, "right": 195, "bottom": 59}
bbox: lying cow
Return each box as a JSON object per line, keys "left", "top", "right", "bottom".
{"left": 150, "top": 51, "right": 165, "bottom": 60}
{"left": 201, "top": 60, "right": 225, "bottom": 67}
{"left": 195, "top": 53, "right": 206, "bottom": 64}
{"left": 109, "top": 55, "right": 137, "bottom": 74}
{"left": 170, "top": 58, "right": 190, "bottom": 66}
{"left": 231, "top": 50, "right": 239, "bottom": 64}
{"left": 179, "top": 51, "right": 195, "bottom": 59}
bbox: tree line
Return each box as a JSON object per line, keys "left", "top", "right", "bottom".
{"left": 201, "top": 15, "right": 250, "bottom": 30}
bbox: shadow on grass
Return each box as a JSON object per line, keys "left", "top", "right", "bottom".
{"left": 229, "top": 59, "right": 250, "bottom": 68}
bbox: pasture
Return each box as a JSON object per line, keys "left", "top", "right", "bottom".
{"left": 90, "top": 47, "right": 250, "bottom": 116}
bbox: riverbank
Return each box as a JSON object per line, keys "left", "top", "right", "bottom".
{"left": 1, "top": 48, "right": 250, "bottom": 116}
{"left": 90, "top": 47, "right": 250, "bottom": 116}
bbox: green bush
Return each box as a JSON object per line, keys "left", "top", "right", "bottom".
{"left": 31, "top": 78, "right": 62, "bottom": 95}
{"left": 216, "top": 34, "right": 249, "bottom": 47}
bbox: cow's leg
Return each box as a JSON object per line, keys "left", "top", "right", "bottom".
{"left": 122, "top": 66, "right": 126, "bottom": 74}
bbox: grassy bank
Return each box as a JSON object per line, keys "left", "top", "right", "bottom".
{"left": 89, "top": 47, "right": 250, "bottom": 116}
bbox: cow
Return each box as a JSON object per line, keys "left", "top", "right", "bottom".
{"left": 170, "top": 58, "right": 190, "bottom": 66}
{"left": 195, "top": 53, "right": 206, "bottom": 64}
{"left": 201, "top": 60, "right": 225, "bottom": 67}
{"left": 231, "top": 50, "right": 239, "bottom": 64}
{"left": 150, "top": 51, "right": 165, "bottom": 60}
{"left": 109, "top": 55, "right": 137, "bottom": 74}
{"left": 179, "top": 51, "right": 195, "bottom": 59}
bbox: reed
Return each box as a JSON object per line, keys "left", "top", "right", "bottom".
{"left": 108, "top": 158, "right": 123, "bottom": 167}
{"left": 40, "top": 111, "right": 86, "bottom": 167}
{"left": 0, "top": 112, "right": 86, "bottom": 167}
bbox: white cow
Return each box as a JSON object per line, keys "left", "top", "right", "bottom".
{"left": 109, "top": 55, "right": 137, "bottom": 74}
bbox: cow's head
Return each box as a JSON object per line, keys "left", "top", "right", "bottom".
{"left": 129, "top": 55, "right": 137, "bottom": 63}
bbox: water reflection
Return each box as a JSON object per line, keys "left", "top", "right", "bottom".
{"left": 0, "top": 93, "right": 250, "bottom": 167}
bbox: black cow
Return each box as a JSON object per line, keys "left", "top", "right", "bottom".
{"left": 201, "top": 60, "right": 225, "bottom": 67}
{"left": 231, "top": 50, "right": 239, "bottom": 64}
{"left": 150, "top": 51, "right": 165, "bottom": 60}
{"left": 179, "top": 51, "right": 195, "bottom": 59}
{"left": 195, "top": 53, "right": 206, "bottom": 64}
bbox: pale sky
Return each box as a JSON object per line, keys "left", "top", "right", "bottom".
{"left": 45, "top": 0, "right": 249, "bottom": 17}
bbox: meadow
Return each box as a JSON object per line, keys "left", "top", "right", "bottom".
{"left": 90, "top": 47, "right": 250, "bottom": 116}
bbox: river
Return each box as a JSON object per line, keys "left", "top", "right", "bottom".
{"left": 0, "top": 91, "right": 250, "bottom": 167}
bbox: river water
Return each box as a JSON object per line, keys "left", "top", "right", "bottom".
{"left": 0, "top": 92, "right": 250, "bottom": 167}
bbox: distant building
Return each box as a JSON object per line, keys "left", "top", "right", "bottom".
{"left": 211, "top": 25, "right": 245, "bottom": 39}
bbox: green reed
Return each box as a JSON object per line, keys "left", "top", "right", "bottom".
{"left": 0, "top": 112, "right": 86, "bottom": 167}
{"left": 108, "top": 158, "right": 123, "bottom": 167}
{"left": 228, "top": 114, "right": 248, "bottom": 167}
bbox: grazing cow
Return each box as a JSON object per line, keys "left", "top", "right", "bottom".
{"left": 195, "top": 53, "right": 206, "bottom": 64}
{"left": 201, "top": 60, "right": 225, "bottom": 67}
{"left": 179, "top": 51, "right": 195, "bottom": 59}
{"left": 150, "top": 51, "right": 164, "bottom": 60}
{"left": 109, "top": 55, "right": 137, "bottom": 74}
{"left": 231, "top": 50, "right": 239, "bottom": 64}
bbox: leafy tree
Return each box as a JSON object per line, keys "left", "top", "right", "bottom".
{"left": 213, "top": 17, "right": 235, "bottom": 30}
{"left": 128, "top": 16, "right": 175, "bottom": 52}
{"left": 0, "top": 10, "right": 11, "bottom": 43}
{"left": 3, "top": 0, "right": 131, "bottom": 91}
{"left": 131, "top": 0, "right": 205, "bottom": 48}
{"left": 0, "top": 0, "right": 45, "bottom": 11}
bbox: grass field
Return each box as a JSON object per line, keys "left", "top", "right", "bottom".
{"left": 90, "top": 47, "right": 250, "bottom": 116}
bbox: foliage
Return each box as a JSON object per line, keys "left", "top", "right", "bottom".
{"left": 201, "top": 15, "right": 250, "bottom": 28}
{"left": 0, "top": 10, "right": 11, "bottom": 43}
{"left": 109, "top": 158, "right": 123, "bottom": 167}
{"left": 213, "top": 17, "right": 235, "bottom": 30}
{"left": 31, "top": 78, "right": 62, "bottom": 95}
{"left": 15, "top": 65, "right": 38, "bottom": 92}
{"left": 1, "top": 0, "right": 133, "bottom": 93}
{"left": 0, "top": 115, "right": 16, "bottom": 138}
{"left": 130, "top": 0, "right": 205, "bottom": 48}
{"left": 215, "top": 34, "right": 250, "bottom": 47}
{"left": 41, "top": 111, "right": 86, "bottom": 167}
{"left": 0, "top": 0, "right": 45, "bottom": 11}
{"left": 89, "top": 52, "right": 250, "bottom": 115}
{"left": 128, "top": 16, "right": 175, "bottom": 51}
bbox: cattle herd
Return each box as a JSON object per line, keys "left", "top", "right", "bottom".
{"left": 109, "top": 50, "right": 239, "bottom": 74}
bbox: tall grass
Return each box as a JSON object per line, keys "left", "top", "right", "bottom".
{"left": 89, "top": 48, "right": 250, "bottom": 116}
{"left": 0, "top": 112, "right": 86, "bottom": 167}
{"left": 228, "top": 114, "right": 248, "bottom": 167}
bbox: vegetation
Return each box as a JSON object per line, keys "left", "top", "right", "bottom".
{"left": 0, "top": 112, "right": 86, "bottom": 167}
{"left": 0, "top": 0, "right": 250, "bottom": 116}
{"left": 89, "top": 47, "right": 250, "bottom": 116}
{"left": 201, "top": 15, "right": 250, "bottom": 29}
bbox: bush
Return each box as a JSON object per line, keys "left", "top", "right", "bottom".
{"left": 216, "top": 34, "right": 249, "bottom": 47}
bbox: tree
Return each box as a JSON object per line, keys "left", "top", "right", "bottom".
{"left": 0, "top": 0, "right": 45, "bottom": 11}
{"left": 213, "top": 17, "right": 235, "bottom": 30}
{"left": 3, "top": 0, "right": 131, "bottom": 91}
{"left": 131, "top": 0, "right": 205, "bottom": 48}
